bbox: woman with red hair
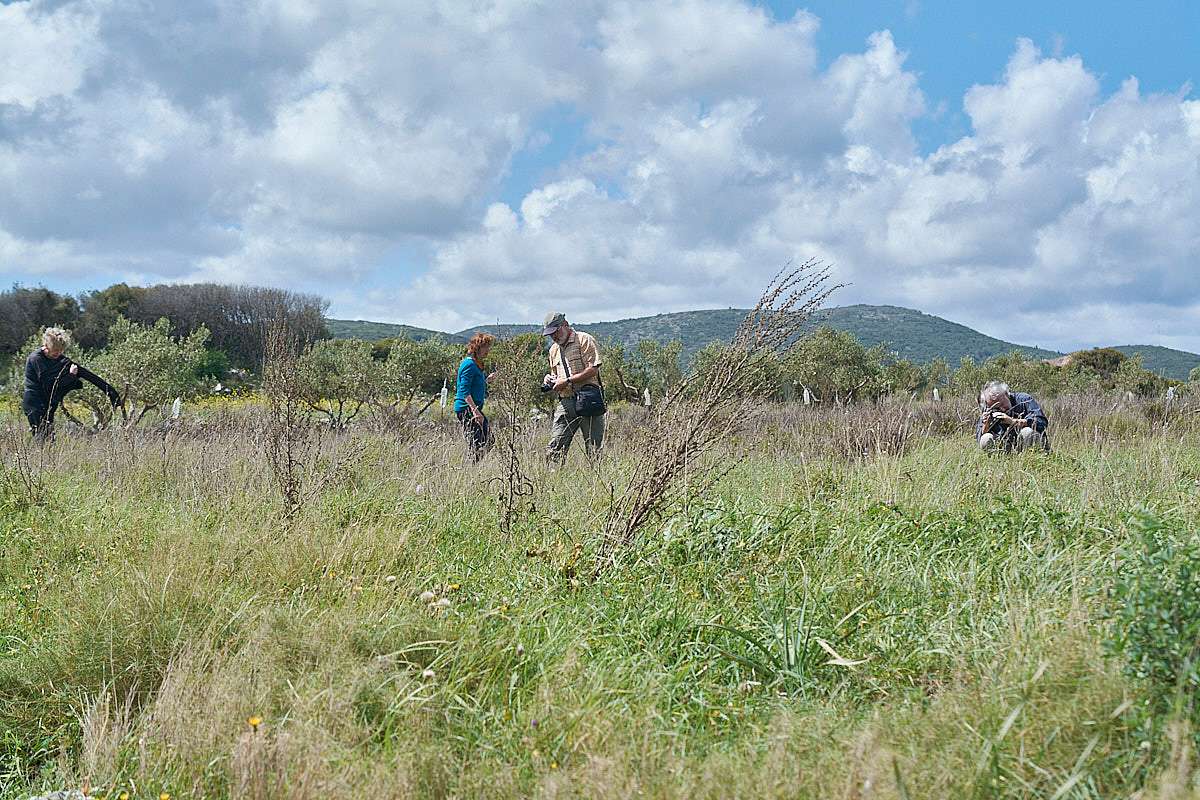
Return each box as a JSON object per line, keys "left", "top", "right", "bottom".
{"left": 454, "top": 333, "right": 495, "bottom": 460}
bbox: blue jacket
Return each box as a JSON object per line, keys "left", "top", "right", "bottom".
{"left": 976, "top": 391, "right": 1048, "bottom": 439}
{"left": 454, "top": 356, "right": 487, "bottom": 413}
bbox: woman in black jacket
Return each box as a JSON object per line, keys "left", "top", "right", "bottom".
{"left": 22, "top": 327, "right": 121, "bottom": 440}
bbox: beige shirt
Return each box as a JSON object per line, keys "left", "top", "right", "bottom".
{"left": 548, "top": 330, "right": 602, "bottom": 397}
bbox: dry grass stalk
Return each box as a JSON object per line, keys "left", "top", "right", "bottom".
{"left": 0, "top": 425, "right": 49, "bottom": 507}
{"left": 262, "top": 321, "right": 318, "bottom": 516}
{"left": 78, "top": 688, "right": 136, "bottom": 789}
{"left": 595, "top": 259, "right": 838, "bottom": 569}
{"left": 487, "top": 339, "right": 538, "bottom": 535}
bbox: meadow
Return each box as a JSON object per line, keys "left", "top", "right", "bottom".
{"left": 2, "top": 393, "right": 1199, "bottom": 799}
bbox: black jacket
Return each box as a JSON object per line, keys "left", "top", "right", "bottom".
{"left": 22, "top": 348, "right": 120, "bottom": 412}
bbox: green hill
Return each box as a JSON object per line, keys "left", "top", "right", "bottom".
{"left": 458, "top": 305, "right": 1058, "bottom": 365}
{"left": 325, "top": 319, "right": 463, "bottom": 342}
{"left": 1112, "top": 346, "right": 1200, "bottom": 381}
{"left": 330, "top": 307, "right": 1200, "bottom": 379}
{"left": 809, "top": 305, "right": 1061, "bottom": 363}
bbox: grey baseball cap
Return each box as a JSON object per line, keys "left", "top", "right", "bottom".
{"left": 542, "top": 311, "right": 566, "bottom": 335}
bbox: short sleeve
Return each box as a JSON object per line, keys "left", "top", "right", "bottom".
{"left": 580, "top": 334, "right": 601, "bottom": 367}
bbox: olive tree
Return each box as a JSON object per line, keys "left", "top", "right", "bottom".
{"left": 635, "top": 339, "right": 684, "bottom": 400}
{"left": 488, "top": 332, "right": 552, "bottom": 412}
{"left": 74, "top": 317, "right": 211, "bottom": 428}
{"left": 378, "top": 337, "right": 460, "bottom": 414}
{"left": 782, "top": 327, "right": 886, "bottom": 403}
{"left": 295, "top": 338, "right": 379, "bottom": 428}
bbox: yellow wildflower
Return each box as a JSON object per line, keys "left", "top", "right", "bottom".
{"left": 248, "top": 715, "right": 262, "bottom": 730}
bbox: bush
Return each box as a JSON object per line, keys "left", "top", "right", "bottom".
{"left": 378, "top": 337, "right": 461, "bottom": 413}
{"left": 295, "top": 338, "right": 378, "bottom": 428}
{"left": 1106, "top": 512, "right": 1200, "bottom": 739}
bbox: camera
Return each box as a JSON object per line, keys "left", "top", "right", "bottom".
{"left": 539, "top": 383, "right": 552, "bottom": 393}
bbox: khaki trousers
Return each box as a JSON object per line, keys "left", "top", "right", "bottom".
{"left": 547, "top": 397, "right": 604, "bottom": 460}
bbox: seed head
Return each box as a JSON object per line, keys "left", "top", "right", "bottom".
{"left": 422, "top": 668, "right": 436, "bottom": 680}
{"left": 419, "top": 590, "right": 436, "bottom": 603}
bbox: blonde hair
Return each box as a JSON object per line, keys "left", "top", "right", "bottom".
{"left": 42, "top": 327, "right": 71, "bottom": 353}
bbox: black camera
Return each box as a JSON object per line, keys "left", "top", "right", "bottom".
{"left": 539, "top": 383, "right": 552, "bottom": 393}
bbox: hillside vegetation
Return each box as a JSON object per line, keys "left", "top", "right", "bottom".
{"left": 325, "top": 319, "right": 463, "bottom": 343}
{"left": 331, "top": 305, "right": 1200, "bottom": 380}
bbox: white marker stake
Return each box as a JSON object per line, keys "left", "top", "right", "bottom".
{"left": 439, "top": 378, "right": 448, "bottom": 410}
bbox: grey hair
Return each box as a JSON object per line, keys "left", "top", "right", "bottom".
{"left": 979, "top": 380, "right": 1009, "bottom": 405}
{"left": 41, "top": 326, "right": 71, "bottom": 353}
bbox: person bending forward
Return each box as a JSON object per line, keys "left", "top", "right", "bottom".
{"left": 976, "top": 380, "right": 1049, "bottom": 451}
{"left": 23, "top": 327, "right": 121, "bottom": 440}
{"left": 541, "top": 312, "right": 605, "bottom": 461}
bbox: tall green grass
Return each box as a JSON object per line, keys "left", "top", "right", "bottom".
{"left": 1, "top": 399, "right": 1199, "bottom": 798}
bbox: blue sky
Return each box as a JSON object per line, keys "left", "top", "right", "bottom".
{"left": 779, "top": 0, "right": 1199, "bottom": 150}
{"left": 1, "top": 0, "right": 1198, "bottom": 351}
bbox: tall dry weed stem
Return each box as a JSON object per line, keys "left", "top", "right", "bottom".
{"left": 262, "top": 321, "right": 320, "bottom": 516}
{"left": 0, "top": 425, "right": 48, "bottom": 506}
{"left": 596, "top": 259, "right": 838, "bottom": 568}
{"left": 488, "top": 342, "right": 538, "bottom": 535}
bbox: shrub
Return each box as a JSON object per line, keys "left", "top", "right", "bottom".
{"left": 378, "top": 337, "right": 460, "bottom": 412}
{"left": 1106, "top": 512, "right": 1200, "bottom": 739}
{"left": 295, "top": 338, "right": 378, "bottom": 428}
{"left": 78, "top": 317, "right": 211, "bottom": 428}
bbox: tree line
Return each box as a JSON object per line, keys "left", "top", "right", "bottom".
{"left": 2, "top": 281, "right": 1186, "bottom": 433}
{"left": 0, "top": 282, "right": 327, "bottom": 370}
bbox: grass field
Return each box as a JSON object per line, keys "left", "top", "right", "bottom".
{"left": 2, "top": 396, "right": 1199, "bottom": 799}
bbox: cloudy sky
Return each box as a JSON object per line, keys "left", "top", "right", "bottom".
{"left": 1, "top": 0, "right": 1198, "bottom": 351}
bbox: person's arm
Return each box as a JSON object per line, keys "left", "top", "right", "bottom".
{"left": 459, "top": 361, "right": 485, "bottom": 422}
{"left": 464, "top": 394, "right": 484, "bottom": 422}
{"left": 25, "top": 354, "right": 40, "bottom": 391}
{"left": 74, "top": 363, "right": 122, "bottom": 405}
{"left": 556, "top": 336, "right": 602, "bottom": 390}
{"left": 567, "top": 365, "right": 599, "bottom": 385}
{"left": 546, "top": 347, "right": 563, "bottom": 390}
{"left": 1022, "top": 396, "right": 1048, "bottom": 433}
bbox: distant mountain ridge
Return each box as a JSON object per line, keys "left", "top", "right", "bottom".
{"left": 328, "top": 305, "right": 1200, "bottom": 380}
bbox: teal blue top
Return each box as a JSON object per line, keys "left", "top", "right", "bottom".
{"left": 454, "top": 356, "right": 487, "bottom": 413}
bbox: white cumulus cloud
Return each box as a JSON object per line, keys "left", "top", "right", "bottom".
{"left": 0, "top": 1, "right": 1196, "bottom": 352}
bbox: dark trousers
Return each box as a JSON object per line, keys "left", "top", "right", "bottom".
{"left": 456, "top": 408, "right": 491, "bottom": 461}
{"left": 22, "top": 401, "right": 54, "bottom": 441}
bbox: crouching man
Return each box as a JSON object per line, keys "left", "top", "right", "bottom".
{"left": 977, "top": 380, "right": 1049, "bottom": 451}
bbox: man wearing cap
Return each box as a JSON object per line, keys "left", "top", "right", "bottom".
{"left": 541, "top": 312, "right": 605, "bottom": 460}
